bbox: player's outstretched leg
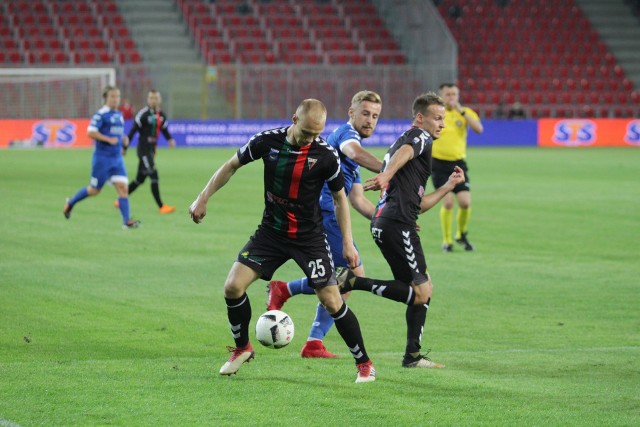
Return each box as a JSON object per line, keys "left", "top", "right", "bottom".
{"left": 266, "top": 277, "right": 315, "bottom": 310}
{"left": 117, "top": 197, "right": 140, "bottom": 230}
{"left": 336, "top": 267, "right": 416, "bottom": 305}
{"left": 220, "top": 292, "right": 254, "bottom": 375}
{"left": 329, "top": 302, "right": 375, "bottom": 383}
{"left": 301, "top": 303, "right": 337, "bottom": 358}
{"left": 266, "top": 280, "right": 291, "bottom": 311}
{"left": 402, "top": 301, "right": 445, "bottom": 369}
{"left": 63, "top": 187, "right": 91, "bottom": 219}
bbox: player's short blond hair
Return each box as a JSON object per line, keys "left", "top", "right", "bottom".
{"left": 412, "top": 92, "right": 444, "bottom": 118}
{"left": 351, "top": 90, "right": 382, "bottom": 107}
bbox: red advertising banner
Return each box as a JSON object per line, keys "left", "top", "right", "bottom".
{"left": 0, "top": 119, "right": 93, "bottom": 149}
{"left": 538, "top": 118, "right": 640, "bottom": 147}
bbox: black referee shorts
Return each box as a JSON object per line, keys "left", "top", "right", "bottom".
{"left": 236, "top": 226, "right": 336, "bottom": 289}
{"left": 431, "top": 158, "right": 470, "bottom": 194}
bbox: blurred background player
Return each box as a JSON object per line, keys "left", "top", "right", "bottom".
{"left": 339, "top": 92, "right": 465, "bottom": 369}
{"left": 434, "top": 83, "right": 483, "bottom": 251}
{"left": 117, "top": 89, "right": 176, "bottom": 214}
{"left": 63, "top": 86, "right": 140, "bottom": 230}
{"left": 267, "top": 90, "right": 383, "bottom": 358}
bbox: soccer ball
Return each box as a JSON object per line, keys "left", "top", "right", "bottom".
{"left": 255, "top": 310, "right": 294, "bottom": 349}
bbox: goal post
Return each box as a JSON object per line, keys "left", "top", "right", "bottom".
{"left": 0, "top": 68, "right": 116, "bottom": 119}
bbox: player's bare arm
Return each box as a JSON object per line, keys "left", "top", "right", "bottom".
{"left": 189, "top": 154, "right": 242, "bottom": 224}
{"left": 88, "top": 130, "right": 118, "bottom": 145}
{"left": 419, "top": 166, "right": 465, "bottom": 213}
{"left": 332, "top": 189, "right": 360, "bottom": 269}
{"left": 363, "top": 144, "right": 414, "bottom": 191}
{"left": 341, "top": 141, "right": 383, "bottom": 173}
{"left": 348, "top": 183, "right": 375, "bottom": 220}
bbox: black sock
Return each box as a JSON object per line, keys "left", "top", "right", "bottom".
{"left": 331, "top": 303, "right": 369, "bottom": 364}
{"left": 405, "top": 298, "right": 429, "bottom": 356}
{"left": 225, "top": 293, "right": 251, "bottom": 348}
{"left": 128, "top": 180, "right": 139, "bottom": 194}
{"left": 353, "top": 276, "right": 415, "bottom": 305}
{"left": 151, "top": 182, "right": 163, "bottom": 207}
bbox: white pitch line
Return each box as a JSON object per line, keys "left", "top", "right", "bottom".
{"left": 371, "top": 346, "right": 640, "bottom": 358}
{"left": 0, "top": 418, "right": 22, "bottom": 427}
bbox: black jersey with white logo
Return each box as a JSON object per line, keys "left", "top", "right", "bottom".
{"left": 373, "top": 127, "right": 433, "bottom": 225}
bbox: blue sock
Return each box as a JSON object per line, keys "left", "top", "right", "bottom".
{"left": 118, "top": 197, "right": 130, "bottom": 224}
{"left": 68, "top": 187, "right": 89, "bottom": 207}
{"left": 308, "top": 303, "right": 335, "bottom": 341}
{"left": 288, "top": 278, "right": 316, "bottom": 296}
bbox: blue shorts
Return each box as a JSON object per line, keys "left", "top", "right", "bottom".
{"left": 90, "top": 153, "right": 128, "bottom": 189}
{"left": 322, "top": 210, "right": 362, "bottom": 268}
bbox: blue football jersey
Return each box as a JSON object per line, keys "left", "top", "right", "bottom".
{"left": 319, "top": 122, "right": 362, "bottom": 212}
{"left": 87, "top": 106, "right": 125, "bottom": 157}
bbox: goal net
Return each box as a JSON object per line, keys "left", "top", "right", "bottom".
{"left": 0, "top": 68, "right": 116, "bottom": 119}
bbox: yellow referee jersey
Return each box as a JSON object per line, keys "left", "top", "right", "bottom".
{"left": 433, "top": 107, "right": 480, "bottom": 161}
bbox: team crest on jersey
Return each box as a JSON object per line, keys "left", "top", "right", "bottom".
{"left": 268, "top": 148, "right": 279, "bottom": 161}
{"left": 307, "top": 157, "right": 318, "bottom": 169}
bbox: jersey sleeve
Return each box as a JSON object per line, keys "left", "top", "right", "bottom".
{"left": 127, "top": 117, "right": 140, "bottom": 140}
{"left": 87, "top": 112, "right": 102, "bottom": 133}
{"left": 236, "top": 133, "right": 270, "bottom": 165}
{"left": 160, "top": 113, "right": 173, "bottom": 140}
{"left": 404, "top": 128, "right": 432, "bottom": 158}
{"left": 325, "top": 146, "right": 345, "bottom": 193}
{"left": 463, "top": 107, "right": 480, "bottom": 122}
{"left": 338, "top": 127, "right": 361, "bottom": 152}
{"left": 353, "top": 167, "right": 362, "bottom": 185}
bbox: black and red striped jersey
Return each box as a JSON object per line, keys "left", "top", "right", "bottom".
{"left": 127, "top": 106, "right": 172, "bottom": 156}
{"left": 373, "top": 126, "right": 433, "bottom": 225}
{"left": 237, "top": 126, "right": 345, "bottom": 239}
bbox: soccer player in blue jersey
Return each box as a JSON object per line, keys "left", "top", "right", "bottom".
{"left": 63, "top": 86, "right": 140, "bottom": 229}
{"left": 267, "top": 91, "right": 383, "bottom": 358}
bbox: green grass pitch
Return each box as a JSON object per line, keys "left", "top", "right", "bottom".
{"left": 0, "top": 146, "right": 638, "bottom": 426}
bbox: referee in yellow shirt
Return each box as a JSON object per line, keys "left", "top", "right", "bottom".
{"left": 432, "top": 83, "right": 483, "bottom": 252}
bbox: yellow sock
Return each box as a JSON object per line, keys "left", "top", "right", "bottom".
{"left": 440, "top": 206, "right": 453, "bottom": 244}
{"left": 456, "top": 207, "right": 471, "bottom": 240}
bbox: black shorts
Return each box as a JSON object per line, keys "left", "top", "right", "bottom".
{"left": 370, "top": 217, "right": 429, "bottom": 285}
{"left": 137, "top": 152, "right": 156, "bottom": 176}
{"left": 431, "top": 158, "right": 470, "bottom": 194}
{"left": 236, "top": 226, "right": 336, "bottom": 289}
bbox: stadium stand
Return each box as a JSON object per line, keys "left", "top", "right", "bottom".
{"left": 0, "top": 0, "right": 142, "bottom": 66}
{"left": 435, "top": 0, "right": 638, "bottom": 118}
{"left": 177, "top": 0, "right": 406, "bottom": 66}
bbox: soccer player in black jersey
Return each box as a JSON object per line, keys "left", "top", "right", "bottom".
{"left": 189, "top": 99, "right": 376, "bottom": 383}
{"left": 338, "top": 92, "right": 465, "bottom": 369}
{"left": 120, "top": 89, "right": 176, "bottom": 214}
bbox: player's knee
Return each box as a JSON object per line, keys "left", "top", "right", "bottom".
{"left": 223, "top": 280, "right": 244, "bottom": 299}
{"left": 412, "top": 280, "right": 433, "bottom": 305}
{"left": 316, "top": 287, "right": 343, "bottom": 314}
{"left": 87, "top": 187, "right": 100, "bottom": 196}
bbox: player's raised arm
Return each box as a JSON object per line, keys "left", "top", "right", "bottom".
{"left": 189, "top": 154, "right": 242, "bottom": 224}
{"left": 363, "top": 144, "right": 414, "bottom": 191}
{"left": 341, "top": 141, "right": 382, "bottom": 173}
{"left": 419, "top": 166, "right": 465, "bottom": 213}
